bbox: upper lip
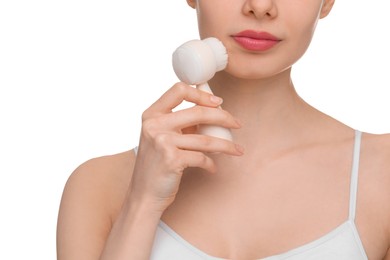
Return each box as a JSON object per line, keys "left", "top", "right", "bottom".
{"left": 233, "top": 30, "right": 280, "bottom": 41}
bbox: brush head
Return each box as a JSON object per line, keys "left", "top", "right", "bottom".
{"left": 172, "top": 37, "right": 228, "bottom": 85}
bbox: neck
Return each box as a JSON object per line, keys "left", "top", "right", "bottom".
{"left": 208, "top": 68, "right": 332, "bottom": 150}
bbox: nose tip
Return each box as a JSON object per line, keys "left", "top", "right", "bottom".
{"left": 243, "top": 0, "right": 278, "bottom": 19}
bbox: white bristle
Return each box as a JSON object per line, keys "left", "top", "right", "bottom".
{"left": 203, "top": 37, "right": 228, "bottom": 71}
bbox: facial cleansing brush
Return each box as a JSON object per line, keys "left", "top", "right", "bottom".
{"left": 172, "top": 37, "right": 233, "bottom": 141}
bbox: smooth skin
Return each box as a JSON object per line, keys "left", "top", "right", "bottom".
{"left": 57, "top": 0, "right": 390, "bottom": 259}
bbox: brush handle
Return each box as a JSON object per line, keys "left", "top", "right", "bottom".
{"left": 196, "top": 83, "right": 233, "bottom": 141}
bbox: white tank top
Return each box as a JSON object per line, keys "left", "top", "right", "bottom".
{"left": 142, "top": 130, "right": 368, "bottom": 259}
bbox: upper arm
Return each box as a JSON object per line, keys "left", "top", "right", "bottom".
{"left": 57, "top": 160, "right": 112, "bottom": 260}
{"left": 56, "top": 151, "right": 136, "bottom": 260}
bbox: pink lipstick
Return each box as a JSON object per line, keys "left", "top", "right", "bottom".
{"left": 232, "top": 30, "right": 281, "bottom": 51}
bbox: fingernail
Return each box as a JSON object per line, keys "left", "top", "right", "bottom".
{"left": 210, "top": 95, "right": 223, "bottom": 105}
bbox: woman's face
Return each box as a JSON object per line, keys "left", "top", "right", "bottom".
{"left": 187, "top": 0, "right": 335, "bottom": 80}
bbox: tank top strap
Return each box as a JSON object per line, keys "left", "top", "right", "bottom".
{"left": 348, "top": 130, "right": 362, "bottom": 221}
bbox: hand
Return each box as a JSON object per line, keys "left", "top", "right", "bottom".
{"left": 130, "top": 82, "right": 243, "bottom": 212}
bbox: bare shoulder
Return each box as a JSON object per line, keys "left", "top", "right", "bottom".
{"left": 361, "top": 132, "right": 390, "bottom": 202}
{"left": 57, "top": 149, "right": 137, "bottom": 259}
{"left": 362, "top": 132, "right": 390, "bottom": 176}
{"left": 61, "top": 149, "right": 137, "bottom": 219}
{"left": 360, "top": 132, "right": 390, "bottom": 255}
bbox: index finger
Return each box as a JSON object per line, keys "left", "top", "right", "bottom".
{"left": 143, "top": 82, "right": 223, "bottom": 118}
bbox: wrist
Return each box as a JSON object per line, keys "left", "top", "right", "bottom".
{"left": 124, "top": 192, "right": 166, "bottom": 221}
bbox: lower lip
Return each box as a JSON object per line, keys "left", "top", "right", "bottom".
{"left": 233, "top": 36, "right": 280, "bottom": 51}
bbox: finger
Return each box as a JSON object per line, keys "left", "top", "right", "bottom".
{"left": 160, "top": 105, "right": 241, "bottom": 131}
{"left": 179, "top": 150, "right": 217, "bottom": 173}
{"left": 175, "top": 134, "right": 244, "bottom": 156}
{"left": 143, "top": 82, "right": 223, "bottom": 119}
{"left": 181, "top": 125, "right": 197, "bottom": 135}
{"left": 153, "top": 132, "right": 244, "bottom": 156}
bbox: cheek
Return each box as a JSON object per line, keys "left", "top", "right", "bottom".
{"left": 196, "top": 1, "right": 232, "bottom": 39}
{"left": 269, "top": 8, "right": 321, "bottom": 71}
{"left": 279, "top": 1, "right": 323, "bottom": 60}
{"left": 287, "top": 15, "right": 319, "bottom": 60}
{"left": 196, "top": 14, "right": 213, "bottom": 38}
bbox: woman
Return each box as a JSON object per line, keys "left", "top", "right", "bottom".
{"left": 57, "top": 0, "right": 390, "bottom": 259}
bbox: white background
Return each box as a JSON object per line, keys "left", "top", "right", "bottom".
{"left": 0, "top": 1, "right": 389, "bottom": 259}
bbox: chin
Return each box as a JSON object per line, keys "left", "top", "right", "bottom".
{"left": 226, "top": 62, "right": 293, "bottom": 81}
